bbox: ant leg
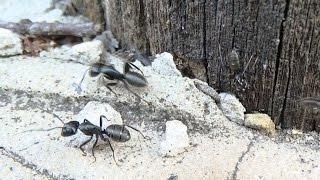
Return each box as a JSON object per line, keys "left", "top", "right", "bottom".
{"left": 125, "top": 62, "right": 144, "bottom": 75}
{"left": 100, "top": 135, "right": 118, "bottom": 166}
{"left": 125, "top": 125, "right": 151, "bottom": 140}
{"left": 80, "top": 135, "right": 93, "bottom": 156}
{"left": 122, "top": 81, "right": 150, "bottom": 106}
{"left": 99, "top": 115, "right": 109, "bottom": 128}
{"left": 91, "top": 134, "right": 99, "bottom": 162}
{"left": 105, "top": 83, "right": 118, "bottom": 96}
{"left": 100, "top": 76, "right": 118, "bottom": 96}
{"left": 129, "top": 63, "right": 144, "bottom": 75}
{"left": 17, "top": 127, "right": 62, "bottom": 135}
{"left": 124, "top": 62, "right": 131, "bottom": 74}
{"left": 51, "top": 112, "right": 65, "bottom": 124}
{"left": 75, "top": 68, "right": 89, "bottom": 94}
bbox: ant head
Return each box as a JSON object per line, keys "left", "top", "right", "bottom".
{"left": 61, "top": 121, "right": 80, "bottom": 137}
{"left": 89, "top": 63, "right": 104, "bottom": 77}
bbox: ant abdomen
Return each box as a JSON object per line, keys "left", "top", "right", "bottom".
{"left": 104, "top": 124, "right": 131, "bottom": 142}
{"left": 124, "top": 71, "right": 148, "bottom": 87}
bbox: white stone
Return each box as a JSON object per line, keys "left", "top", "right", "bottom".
{"left": 244, "top": 113, "right": 276, "bottom": 136}
{"left": 40, "top": 40, "right": 104, "bottom": 65}
{"left": 291, "top": 129, "right": 303, "bottom": 136}
{"left": 160, "top": 120, "right": 189, "bottom": 156}
{"left": 219, "top": 93, "right": 246, "bottom": 125}
{"left": 75, "top": 101, "right": 123, "bottom": 129}
{"left": 71, "top": 40, "right": 104, "bottom": 64}
{"left": 152, "top": 52, "right": 182, "bottom": 77}
{"left": 0, "top": 28, "right": 23, "bottom": 56}
{"left": 305, "top": 135, "right": 314, "bottom": 141}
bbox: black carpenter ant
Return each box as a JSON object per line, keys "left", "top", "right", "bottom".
{"left": 77, "top": 115, "right": 149, "bottom": 163}
{"left": 21, "top": 111, "right": 149, "bottom": 164}
{"left": 75, "top": 62, "right": 149, "bottom": 104}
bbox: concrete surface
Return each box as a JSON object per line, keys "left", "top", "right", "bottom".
{"left": 0, "top": 52, "right": 319, "bottom": 180}
{"left": 0, "top": 28, "right": 23, "bottom": 57}
{"left": 219, "top": 93, "right": 246, "bottom": 125}
{"left": 0, "top": 0, "right": 319, "bottom": 179}
{"left": 40, "top": 40, "right": 104, "bottom": 65}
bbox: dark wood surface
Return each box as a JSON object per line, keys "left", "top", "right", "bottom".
{"left": 71, "top": 0, "right": 106, "bottom": 31}
{"left": 82, "top": 0, "right": 320, "bottom": 132}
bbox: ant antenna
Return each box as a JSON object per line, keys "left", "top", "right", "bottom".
{"left": 15, "top": 108, "right": 66, "bottom": 135}
{"left": 51, "top": 112, "right": 65, "bottom": 124}
{"left": 17, "top": 127, "right": 63, "bottom": 134}
{"left": 75, "top": 68, "right": 90, "bottom": 94}
{"left": 38, "top": 108, "right": 65, "bottom": 124}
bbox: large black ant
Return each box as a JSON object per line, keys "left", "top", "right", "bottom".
{"left": 75, "top": 62, "right": 149, "bottom": 104}
{"left": 78, "top": 115, "right": 149, "bottom": 163}
{"left": 21, "top": 111, "right": 149, "bottom": 164}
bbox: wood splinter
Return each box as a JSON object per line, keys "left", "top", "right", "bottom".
{"left": 0, "top": 19, "right": 100, "bottom": 38}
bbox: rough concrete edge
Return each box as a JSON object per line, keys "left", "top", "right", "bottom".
{"left": 1, "top": 147, "right": 71, "bottom": 180}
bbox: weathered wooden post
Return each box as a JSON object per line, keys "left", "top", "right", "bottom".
{"left": 76, "top": 0, "right": 320, "bottom": 132}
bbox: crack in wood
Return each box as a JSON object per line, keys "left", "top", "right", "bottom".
{"left": 278, "top": 0, "right": 292, "bottom": 128}
{"left": 203, "top": 0, "right": 209, "bottom": 84}
{"left": 271, "top": 0, "right": 291, "bottom": 124}
{"left": 280, "top": 42, "right": 292, "bottom": 128}
{"left": 138, "top": 0, "right": 151, "bottom": 55}
{"left": 97, "top": 0, "right": 107, "bottom": 30}
{"left": 214, "top": 0, "right": 218, "bottom": 27}
{"left": 231, "top": 0, "right": 235, "bottom": 48}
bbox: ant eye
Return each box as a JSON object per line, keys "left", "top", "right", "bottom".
{"left": 89, "top": 71, "right": 100, "bottom": 77}
{"left": 61, "top": 127, "right": 77, "bottom": 137}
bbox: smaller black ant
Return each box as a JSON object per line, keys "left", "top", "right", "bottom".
{"left": 75, "top": 62, "right": 149, "bottom": 104}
